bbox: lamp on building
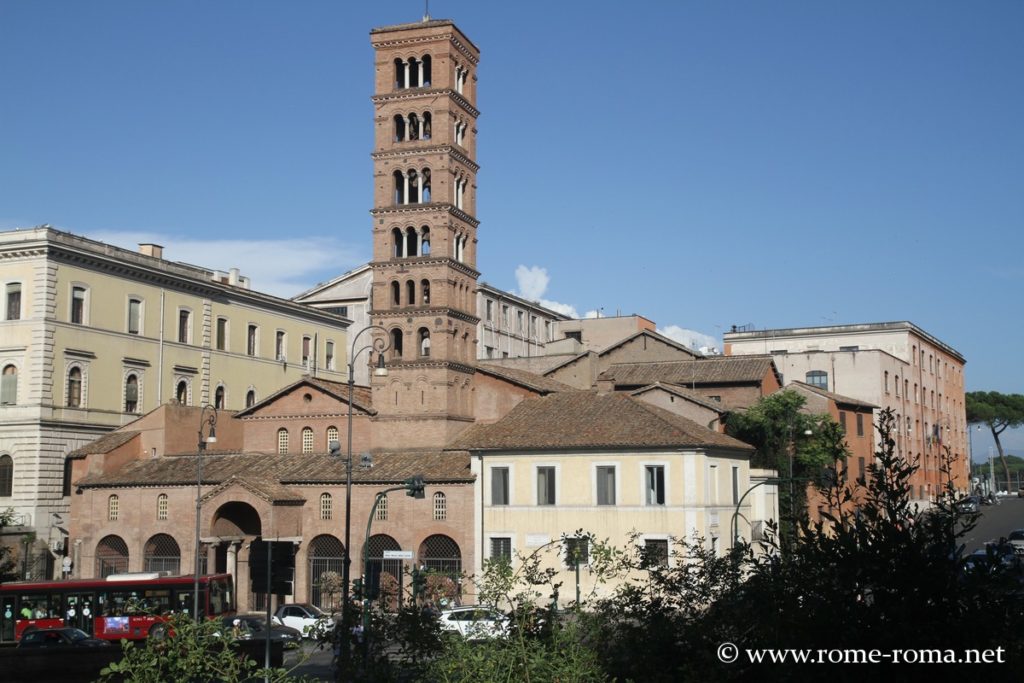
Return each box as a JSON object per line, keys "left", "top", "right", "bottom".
{"left": 332, "top": 325, "right": 390, "bottom": 653}
{"left": 193, "top": 404, "right": 217, "bottom": 622}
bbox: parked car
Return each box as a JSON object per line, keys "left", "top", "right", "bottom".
{"left": 17, "top": 627, "right": 110, "bottom": 648}
{"left": 1008, "top": 530, "right": 1024, "bottom": 555}
{"left": 221, "top": 615, "right": 302, "bottom": 648}
{"left": 956, "top": 495, "right": 981, "bottom": 513}
{"left": 272, "top": 603, "right": 330, "bottom": 638}
{"left": 438, "top": 606, "right": 509, "bottom": 640}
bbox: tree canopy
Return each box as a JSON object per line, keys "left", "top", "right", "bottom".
{"left": 966, "top": 391, "right": 1024, "bottom": 490}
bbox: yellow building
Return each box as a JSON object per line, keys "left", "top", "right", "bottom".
{"left": 450, "top": 390, "right": 758, "bottom": 602}
{"left": 0, "top": 226, "right": 348, "bottom": 577}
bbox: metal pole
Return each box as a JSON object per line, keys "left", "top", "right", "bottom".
{"left": 265, "top": 539, "right": 272, "bottom": 678}
{"left": 194, "top": 405, "right": 217, "bottom": 622}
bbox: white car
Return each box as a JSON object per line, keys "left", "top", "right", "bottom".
{"left": 438, "top": 606, "right": 509, "bottom": 640}
{"left": 273, "top": 603, "right": 330, "bottom": 637}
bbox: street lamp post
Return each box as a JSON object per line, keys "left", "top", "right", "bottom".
{"left": 332, "top": 325, "right": 390, "bottom": 648}
{"left": 194, "top": 404, "right": 217, "bottom": 622}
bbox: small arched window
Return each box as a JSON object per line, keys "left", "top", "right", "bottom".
{"left": 277, "top": 428, "right": 289, "bottom": 455}
{"left": 214, "top": 385, "right": 225, "bottom": 410}
{"left": 320, "top": 493, "right": 333, "bottom": 521}
{"left": 327, "top": 426, "right": 339, "bottom": 449}
{"left": 375, "top": 495, "right": 388, "bottom": 521}
{"left": 1, "top": 365, "right": 17, "bottom": 405}
{"left": 393, "top": 113, "right": 406, "bottom": 141}
{"left": 302, "top": 427, "right": 314, "bottom": 454}
{"left": 157, "top": 493, "right": 168, "bottom": 520}
{"left": 419, "top": 328, "right": 431, "bottom": 357}
{"left": 421, "top": 279, "right": 430, "bottom": 304}
{"left": 246, "top": 389, "right": 256, "bottom": 408}
{"left": 124, "top": 374, "right": 139, "bottom": 413}
{"left": 67, "top": 366, "right": 83, "bottom": 408}
{"left": 805, "top": 371, "right": 828, "bottom": 390}
{"left": 392, "top": 228, "right": 404, "bottom": 257}
{"left": 390, "top": 328, "right": 404, "bottom": 359}
{"left": 391, "top": 281, "right": 401, "bottom": 307}
{"left": 0, "top": 454, "right": 12, "bottom": 497}
{"left": 406, "top": 280, "right": 416, "bottom": 306}
{"left": 108, "top": 494, "right": 119, "bottom": 521}
{"left": 176, "top": 380, "right": 188, "bottom": 405}
{"left": 421, "top": 226, "right": 430, "bottom": 254}
{"left": 433, "top": 492, "right": 446, "bottom": 521}
{"left": 405, "top": 227, "right": 418, "bottom": 256}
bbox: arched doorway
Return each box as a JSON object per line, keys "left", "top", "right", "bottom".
{"left": 95, "top": 535, "right": 129, "bottom": 577}
{"left": 210, "top": 501, "right": 263, "bottom": 610}
{"left": 418, "top": 534, "right": 462, "bottom": 605}
{"left": 366, "top": 534, "right": 403, "bottom": 610}
{"left": 143, "top": 533, "right": 181, "bottom": 574}
{"left": 307, "top": 534, "right": 345, "bottom": 611}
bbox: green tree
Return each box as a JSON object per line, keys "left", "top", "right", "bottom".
{"left": 966, "top": 390, "right": 1024, "bottom": 491}
{"left": 0, "top": 508, "right": 18, "bottom": 583}
{"left": 724, "top": 389, "right": 849, "bottom": 539}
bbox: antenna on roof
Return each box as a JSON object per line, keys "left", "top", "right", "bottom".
{"left": 423, "top": 0, "right": 431, "bottom": 21}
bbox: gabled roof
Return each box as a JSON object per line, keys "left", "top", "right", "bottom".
{"left": 201, "top": 474, "right": 304, "bottom": 504}
{"left": 291, "top": 263, "right": 371, "bottom": 301}
{"left": 68, "top": 431, "right": 139, "bottom": 459}
{"left": 447, "top": 391, "right": 752, "bottom": 452}
{"left": 600, "top": 356, "right": 780, "bottom": 387}
{"left": 473, "top": 363, "right": 573, "bottom": 394}
{"left": 477, "top": 353, "right": 587, "bottom": 376}
{"left": 629, "top": 383, "right": 727, "bottom": 413}
{"left": 234, "top": 375, "right": 373, "bottom": 418}
{"left": 789, "top": 381, "right": 878, "bottom": 410}
{"left": 597, "top": 329, "right": 702, "bottom": 359}
{"left": 75, "top": 450, "right": 473, "bottom": 489}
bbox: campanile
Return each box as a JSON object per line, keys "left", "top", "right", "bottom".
{"left": 368, "top": 19, "right": 481, "bottom": 447}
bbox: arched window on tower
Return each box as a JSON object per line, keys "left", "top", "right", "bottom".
{"left": 390, "top": 328, "right": 404, "bottom": 359}
{"left": 408, "top": 112, "right": 419, "bottom": 141}
{"left": 394, "top": 57, "right": 406, "bottom": 89}
{"left": 421, "top": 279, "right": 430, "bottom": 304}
{"left": 391, "top": 281, "right": 401, "bottom": 307}
{"left": 419, "top": 328, "right": 431, "bottom": 357}
{"left": 422, "top": 55, "right": 431, "bottom": 86}
{"left": 392, "top": 228, "right": 404, "bottom": 257}
{"left": 393, "top": 170, "right": 406, "bottom": 205}
{"left": 405, "top": 227, "right": 418, "bottom": 256}
{"left": 393, "top": 114, "right": 406, "bottom": 142}
{"left": 406, "top": 280, "right": 416, "bottom": 306}
{"left": 422, "top": 168, "right": 431, "bottom": 203}
{"left": 422, "top": 111, "right": 432, "bottom": 139}
{"left": 407, "top": 169, "right": 419, "bottom": 203}
{"left": 421, "top": 226, "right": 430, "bottom": 254}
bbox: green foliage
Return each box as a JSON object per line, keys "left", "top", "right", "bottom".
{"left": 725, "top": 389, "right": 850, "bottom": 537}
{"left": 97, "top": 612, "right": 314, "bottom": 683}
{"left": 0, "top": 508, "right": 18, "bottom": 583}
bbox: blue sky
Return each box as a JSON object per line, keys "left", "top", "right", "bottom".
{"left": 2, "top": 1, "right": 1022, "bottom": 455}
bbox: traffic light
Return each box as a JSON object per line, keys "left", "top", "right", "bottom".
{"left": 249, "top": 539, "right": 295, "bottom": 594}
{"left": 411, "top": 566, "right": 426, "bottom": 601}
{"left": 405, "top": 475, "right": 425, "bottom": 499}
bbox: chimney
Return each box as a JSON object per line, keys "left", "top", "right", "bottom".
{"left": 229, "top": 268, "right": 240, "bottom": 286}
{"left": 139, "top": 243, "right": 164, "bottom": 259}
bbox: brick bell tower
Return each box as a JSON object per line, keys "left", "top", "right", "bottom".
{"left": 368, "top": 19, "right": 480, "bottom": 448}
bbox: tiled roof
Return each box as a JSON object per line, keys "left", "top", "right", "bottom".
{"left": 600, "top": 357, "right": 778, "bottom": 387}
{"left": 789, "top": 381, "right": 878, "bottom": 410}
{"left": 630, "top": 383, "right": 727, "bottom": 413}
{"left": 477, "top": 354, "right": 582, "bottom": 376}
{"left": 447, "top": 391, "right": 752, "bottom": 452}
{"left": 75, "top": 450, "right": 473, "bottom": 489}
{"left": 598, "top": 330, "right": 701, "bottom": 359}
{"left": 202, "top": 475, "right": 305, "bottom": 504}
{"left": 473, "top": 364, "right": 573, "bottom": 393}
{"left": 67, "top": 431, "right": 139, "bottom": 459}
{"left": 234, "top": 376, "right": 374, "bottom": 417}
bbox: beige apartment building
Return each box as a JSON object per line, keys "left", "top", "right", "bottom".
{"left": 724, "top": 322, "right": 969, "bottom": 500}
{"left": 0, "top": 227, "right": 348, "bottom": 577}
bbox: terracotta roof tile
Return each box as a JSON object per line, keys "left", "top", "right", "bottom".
{"left": 789, "top": 381, "right": 878, "bottom": 410}
{"left": 473, "top": 364, "right": 573, "bottom": 393}
{"left": 630, "top": 383, "right": 727, "bottom": 413}
{"left": 600, "top": 357, "right": 778, "bottom": 387}
{"left": 447, "top": 391, "right": 752, "bottom": 452}
{"left": 67, "top": 431, "right": 139, "bottom": 459}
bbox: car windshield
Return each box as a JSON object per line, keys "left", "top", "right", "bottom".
{"left": 67, "top": 629, "right": 88, "bottom": 642}
{"left": 303, "top": 604, "right": 327, "bottom": 617}
{"left": 1008, "top": 531, "right": 1024, "bottom": 541}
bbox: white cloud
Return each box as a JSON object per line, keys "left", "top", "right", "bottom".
{"left": 514, "top": 264, "right": 580, "bottom": 318}
{"left": 86, "top": 230, "right": 365, "bottom": 298}
{"left": 657, "top": 325, "right": 720, "bottom": 354}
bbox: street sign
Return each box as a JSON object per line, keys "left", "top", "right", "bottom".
{"left": 382, "top": 550, "right": 413, "bottom": 560}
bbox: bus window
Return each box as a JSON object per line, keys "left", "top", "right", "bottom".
{"left": 2, "top": 595, "right": 15, "bottom": 641}
{"left": 175, "top": 590, "right": 194, "bottom": 617}
{"left": 18, "top": 594, "right": 54, "bottom": 619}
{"left": 142, "top": 589, "right": 172, "bottom": 616}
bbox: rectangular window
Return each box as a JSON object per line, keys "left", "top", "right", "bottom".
{"left": 643, "top": 539, "right": 669, "bottom": 568}
{"left": 6, "top": 283, "right": 21, "bottom": 320}
{"left": 326, "top": 341, "right": 335, "bottom": 370}
{"left": 128, "top": 299, "right": 142, "bottom": 335}
{"left": 731, "top": 466, "right": 739, "bottom": 505}
{"left": 485, "top": 346, "right": 494, "bottom": 358}
{"left": 490, "top": 537, "right": 512, "bottom": 562}
{"left": 537, "top": 466, "right": 556, "bottom": 506}
{"left": 491, "top": 467, "right": 509, "bottom": 505}
{"left": 707, "top": 465, "right": 719, "bottom": 504}
{"left": 177, "top": 310, "right": 190, "bottom": 343}
{"left": 216, "top": 318, "right": 227, "bottom": 350}
{"left": 516, "top": 310, "right": 524, "bottom": 332}
{"left": 645, "top": 465, "right": 665, "bottom": 505}
{"left": 596, "top": 466, "right": 616, "bottom": 505}
{"left": 276, "top": 331, "right": 285, "bottom": 360}
{"left": 530, "top": 316, "right": 537, "bottom": 337}
{"left": 858, "top": 457, "right": 866, "bottom": 480}
{"left": 71, "top": 286, "right": 86, "bottom": 324}
{"left": 302, "top": 336, "right": 311, "bottom": 364}
{"left": 485, "top": 300, "right": 493, "bottom": 322}
{"left": 839, "top": 411, "right": 847, "bottom": 432}
{"left": 564, "top": 537, "right": 588, "bottom": 567}
{"left": 247, "top": 325, "right": 257, "bottom": 356}
{"left": 856, "top": 413, "right": 864, "bottom": 437}
{"left": 502, "top": 305, "right": 509, "bottom": 327}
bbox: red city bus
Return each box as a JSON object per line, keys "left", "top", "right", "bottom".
{"left": 0, "top": 572, "right": 235, "bottom": 643}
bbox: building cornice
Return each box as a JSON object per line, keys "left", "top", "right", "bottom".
{"left": 369, "top": 256, "right": 480, "bottom": 279}
{"left": 372, "top": 89, "right": 479, "bottom": 118}
{"left": 369, "top": 203, "right": 479, "bottom": 228}
{"left": 371, "top": 144, "right": 480, "bottom": 174}
{"left": 369, "top": 306, "right": 480, "bottom": 326}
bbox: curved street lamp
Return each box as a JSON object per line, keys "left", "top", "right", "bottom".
{"left": 194, "top": 404, "right": 217, "bottom": 622}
